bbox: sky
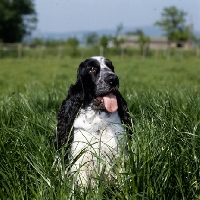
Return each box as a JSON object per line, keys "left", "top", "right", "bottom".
{"left": 34, "top": 0, "right": 200, "bottom": 34}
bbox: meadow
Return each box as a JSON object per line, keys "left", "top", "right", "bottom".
{"left": 0, "top": 55, "right": 200, "bottom": 199}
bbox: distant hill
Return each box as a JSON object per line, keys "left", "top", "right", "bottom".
{"left": 29, "top": 26, "right": 162, "bottom": 41}
{"left": 29, "top": 26, "right": 200, "bottom": 43}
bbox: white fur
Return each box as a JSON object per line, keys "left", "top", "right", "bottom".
{"left": 70, "top": 105, "right": 124, "bottom": 185}
{"left": 91, "top": 56, "right": 109, "bottom": 69}
{"left": 91, "top": 56, "right": 113, "bottom": 88}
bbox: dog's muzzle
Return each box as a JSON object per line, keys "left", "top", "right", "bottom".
{"left": 105, "top": 73, "right": 119, "bottom": 88}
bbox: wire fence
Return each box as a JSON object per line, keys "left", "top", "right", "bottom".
{"left": 0, "top": 43, "right": 199, "bottom": 59}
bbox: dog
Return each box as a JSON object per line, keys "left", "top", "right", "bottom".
{"left": 54, "top": 56, "right": 132, "bottom": 186}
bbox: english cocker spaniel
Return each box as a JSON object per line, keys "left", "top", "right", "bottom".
{"left": 54, "top": 56, "right": 132, "bottom": 185}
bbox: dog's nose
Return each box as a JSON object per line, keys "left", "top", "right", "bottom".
{"left": 105, "top": 74, "right": 119, "bottom": 87}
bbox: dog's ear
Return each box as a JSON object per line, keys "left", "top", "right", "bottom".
{"left": 53, "top": 62, "right": 87, "bottom": 150}
{"left": 54, "top": 80, "right": 84, "bottom": 150}
{"left": 115, "top": 91, "right": 133, "bottom": 134}
{"left": 77, "top": 59, "right": 96, "bottom": 102}
{"left": 54, "top": 59, "right": 98, "bottom": 149}
{"left": 77, "top": 59, "right": 93, "bottom": 82}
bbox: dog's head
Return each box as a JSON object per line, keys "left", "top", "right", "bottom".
{"left": 77, "top": 56, "right": 119, "bottom": 112}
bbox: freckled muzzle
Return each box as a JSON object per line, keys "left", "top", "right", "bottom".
{"left": 105, "top": 73, "right": 119, "bottom": 87}
{"left": 93, "top": 69, "right": 119, "bottom": 112}
{"left": 95, "top": 69, "right": 119, "bottom": 97}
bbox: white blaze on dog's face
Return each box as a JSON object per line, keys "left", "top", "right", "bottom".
{"left": 90, "top": 56, "right": 119, "bottom": 112}
{"left": 90, "top": 56, "right": 119, "bottom": 95}
{"left": 91, "top": 56, "right": 109, "bottom": 69}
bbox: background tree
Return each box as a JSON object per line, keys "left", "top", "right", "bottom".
{"left": 154, "top": 6, "right": 192, "bottom": 41}
{"left": 45, "top": 39, "right": 64, "bottom": 48}
{"left": 126, "top": 29, "right": 150, "bottom": 56}
{"left": 85, "top": 32, "right": 98, "bottom": 47}
{"left": 0, "top": 0, "right": 37, "bottom": 43}
{"left": 99, "top": 35, "right": 111, "bottom": 49}
{"left": 125, "top": 29, "right": 143, "bottom": 36}
{"left": 31, "top": 37, "right": 44, "bottom": 46}
{"left": 113, "top": 23, "right": 124, "bottom": 48}
{"left": 65, "top": 37, "right": 79, "bottom": 57}
{"left": 66, "top": 37, "right": 79, "bottom": 48}
{"left": 138, "top": 31, "right": 150, "bottom": 57}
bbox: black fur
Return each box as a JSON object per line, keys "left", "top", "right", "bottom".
{"left": 54, "top": 57, "right": 132, "bottom": 150}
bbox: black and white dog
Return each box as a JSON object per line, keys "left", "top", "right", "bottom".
{"left": 54, "top": 56, "right": 132, "bottom": 185}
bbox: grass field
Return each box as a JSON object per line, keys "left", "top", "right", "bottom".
{"left": 0, "top": 56, "right": 200, "bottom": 199}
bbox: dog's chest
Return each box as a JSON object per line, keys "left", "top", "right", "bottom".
{"left": 72, "top": 106, "right": 124, "bottom": 157}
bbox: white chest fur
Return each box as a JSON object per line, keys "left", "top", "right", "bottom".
{"left": 70, "top": 106, "right": 124, "bottom": 185}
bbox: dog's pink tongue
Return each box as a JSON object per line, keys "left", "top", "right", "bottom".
{"left": 103, "top": 93, "right": 118, "bottom": 112}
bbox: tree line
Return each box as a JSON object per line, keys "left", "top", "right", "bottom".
{"left": 0, "top": 1, "right": 199, "bottom": 46}
{"left": 0, "top": 0, "right": 37, "bottom": 43}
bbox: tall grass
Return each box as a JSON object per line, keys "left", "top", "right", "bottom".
{"left": 0, "top": 57, "right": 200, "bottom": 199}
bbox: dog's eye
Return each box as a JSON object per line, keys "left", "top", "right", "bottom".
{"left": 89, "top": 67, "right": 96, "bottom": 73}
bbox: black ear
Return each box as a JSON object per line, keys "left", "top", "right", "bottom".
{"left": 54, "top": 79, "right": 84, "bottom": 150}
{"left": 116, "top": 91, "right": 133, "bottom": 135}
{"left": 54, "top": 60, "right": 90, "bottom": 150}
{"left": 77, "top": 59, "right": 96, "bottom": 104}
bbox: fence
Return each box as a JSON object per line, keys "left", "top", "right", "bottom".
{"left": 0, "top": 43, "right": 199, "bottom": 59}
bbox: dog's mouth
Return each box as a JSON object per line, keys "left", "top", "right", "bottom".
{"left": 92, "top": 93, "right": 118, "bottom": 112}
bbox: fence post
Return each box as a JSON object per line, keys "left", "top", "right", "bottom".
{"left": 165, "top": 48, "right": 171, "bottom": 60}
{"left": 121, "top": 47, "right": 125, "bottom": 58}
{"left": 142, "top": 43, "right": 149, "bottom": 58}
{"left": 154, "top": 49, "right": 159, "bottom": 59}
{"left": 178, "top": 48, "right": 183, "bottom": 59}
{"left": 0, "top": 43, "right": 2, "bottom": 58}
{"left": 142, "top": 44, "right": 145, "bottom": 58}
{"left": 100, "top": 46, "right": 104, "bottom": 56}
{"left": 197, "top": 47, "right": 200, "bottom": 57}
{"left": 18, "top": 43, "right": 22, "bottom": 59}
{"left": 40, "top": 45, "right": 45, "bottom": 59}
{"left": 58, "top": 45, "right": 62, "bottom": 59}
{"left": 81, "top": 49, "right": 84, "bottom": 60}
